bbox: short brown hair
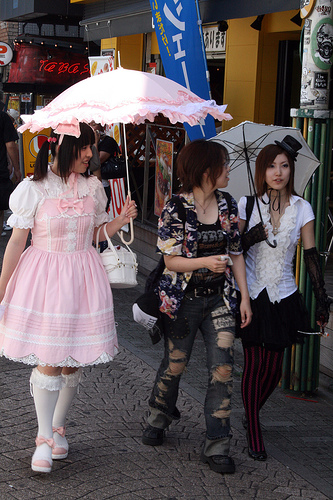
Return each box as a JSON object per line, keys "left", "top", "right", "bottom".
{"left": 177, "top": 139, "right": 229, "bottom": 193}
{"left": 255, "top": 144, "right": 296, "bottom": 198}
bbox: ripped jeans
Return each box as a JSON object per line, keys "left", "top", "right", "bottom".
{"left": 147, "top": 291, "right": 235, "bottom": 456}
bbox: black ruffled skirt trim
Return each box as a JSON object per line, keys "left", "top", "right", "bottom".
{"left": 236, "top": 288, "right": 312, "bottom": 348}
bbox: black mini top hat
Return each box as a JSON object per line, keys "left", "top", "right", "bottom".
{"left": 274, "top": 135, "right": 302, "bottom": 161}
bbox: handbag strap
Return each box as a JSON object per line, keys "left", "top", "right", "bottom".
{"left": 95, "top": 223, "right": 136, "bottom": 261}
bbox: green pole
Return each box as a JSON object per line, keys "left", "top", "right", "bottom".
{"left": 301, "top": 335, "right": 309, "bottom": 392}
{"left": 315, "top": 123, "right": 326, "bottom": 247}
{"left": 306, "top": 120, "right": 322, "bottom": 392}
{"left": 322, "top": 119, "right": 333, "bottom": 251}
{"left": 281, "top": 347, "right": 290, "bottom": 389}
{"left": 307, "top": 118, "right": 315, "bottom": 149}
{"left": 294, "top": 343, "right": 302, "bottom": 392}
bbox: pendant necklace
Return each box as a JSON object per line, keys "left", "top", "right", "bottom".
{"left": 270, "top": 197, "right": 287, "bottom": 236}
{"left": 194, "top": 195, "right": 214, "bottom": 214}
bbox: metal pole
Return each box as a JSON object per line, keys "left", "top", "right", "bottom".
{"left": 142, "top": 123, "right": 151, "bottom": 222}
{"left": 194, "top": 0, "right": 211, "bottom": 99}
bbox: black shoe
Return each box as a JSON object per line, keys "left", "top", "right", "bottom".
{"left": 200, "top": 451, "right": 235, "bottom": 474}
{"left": 246, "top": 432, "right": 267, "bottom": 461}
{"left": 248, "top": 447, "right": 267, "bottom": 461}
{"left": 142, "top": 425, "right": 164, "bottom": 446}
{"left": 242, "top": 413, "right": 248, "bottom": 430}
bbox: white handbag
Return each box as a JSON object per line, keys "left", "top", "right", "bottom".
{"left": 96, "top": 224, "right": 138, "bottom": 289}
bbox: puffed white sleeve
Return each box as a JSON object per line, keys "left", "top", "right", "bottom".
{"left": 7, "top": 179, "right": 43, "bottom": 229}
{"left": 92, "top": 177, "right": 109, "bottom": 226}
{"left": 238, "top": 196, "right": 247, "bottom": 220}
{"left": 300, "top": 198, "right": 315, "bottom": 227}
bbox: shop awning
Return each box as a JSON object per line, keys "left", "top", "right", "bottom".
{"left": 80, "top": 0, "right": 300, "bottom": 41}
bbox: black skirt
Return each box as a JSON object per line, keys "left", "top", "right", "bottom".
{"left": 236, "top": 288, "right": 312, "bottom": 349}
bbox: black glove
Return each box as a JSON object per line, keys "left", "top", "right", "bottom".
{"left": 303, "top": 247, "right": 330, "bottom": 324}
{"left": 241, "top": 222, "right": 267, "bottom": 253}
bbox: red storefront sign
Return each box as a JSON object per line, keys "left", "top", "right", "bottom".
{"left": 8, "top": 43, "right": 90, "bottom": 86}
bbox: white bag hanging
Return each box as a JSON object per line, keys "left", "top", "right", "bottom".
{"left": 96, "top": 224, "right": 138, "bottom": 289}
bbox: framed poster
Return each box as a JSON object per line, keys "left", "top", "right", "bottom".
{"left": 154, "top": 139, "right": 173, "bottom": 217}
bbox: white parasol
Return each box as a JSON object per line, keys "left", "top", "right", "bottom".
{"left": 211, "top": 121, "right": 320, "bottom": 202}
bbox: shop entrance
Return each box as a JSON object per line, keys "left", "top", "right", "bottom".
{"left": 274, "top": 39, "right": 302, "bottom": 126}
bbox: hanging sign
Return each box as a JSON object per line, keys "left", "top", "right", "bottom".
{"left": 0, "top": 42, "right": 13, "bottom": 66}
{"left": 203, "top": 26, "right": 226, "bottom": 54}
{"left": 149, "top": 0, "right": 216, "bottom": 141}
{"left": 88, "top": 55, "right": 114, "bottom": 76}
{"left": 21, "top": 94, "right": 32, "bottom": 103}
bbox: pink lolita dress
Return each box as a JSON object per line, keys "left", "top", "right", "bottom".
{"left": 0, "top": 169, "right": 118, "bottom": 367}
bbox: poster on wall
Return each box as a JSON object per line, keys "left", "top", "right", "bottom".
{"left": 154, "top": 139, "right": 173, "bottom": 217}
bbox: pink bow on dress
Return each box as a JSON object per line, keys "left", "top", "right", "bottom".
{"left": 57, "top": 197, "right": 84, "bottom": 214}
{"left": 57, "top": 172, "right": 84, "bottom": 214}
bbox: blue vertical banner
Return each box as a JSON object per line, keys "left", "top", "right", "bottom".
{"left": 149, "top": 0, "right": 217, "bottom": 140}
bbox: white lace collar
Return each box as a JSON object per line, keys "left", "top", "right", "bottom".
{"left": 250, "top": 195, "right": 298, "bottom": 303}
{"left": 42, "top": 168, "right": 90, "bottom": 199}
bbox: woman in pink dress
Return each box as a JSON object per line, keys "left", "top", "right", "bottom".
{"left": 0, "top": 123, "right": 137, "bottom": 473}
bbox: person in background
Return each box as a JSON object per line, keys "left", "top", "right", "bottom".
{"left": 141, "top": 139, "right": 252, "bottom": 475}
{"left": 7, "top": 108, "right": 20, "bottom": 129}
{"left": 0, "top": 110, "right": 21, "bottom": 236}
{"left": 0, "top": 122, "right": 137, "bottom": 473}
{"left": 90, "top": 121, "right": 119, "bottom": 211}
{"left": 237, "top": 137, "right": 330, "bottom": 461}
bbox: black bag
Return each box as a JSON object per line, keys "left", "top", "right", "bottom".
{"left": 0, "top": 178, "right": 14, "bottom": 211}
{"left": 101, "top": 155, "right": 126, "bottom": 180}
{"left": 133, "top": 196, "right": 187, "bottom": 344}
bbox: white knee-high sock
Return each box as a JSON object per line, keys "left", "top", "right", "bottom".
{"left": 30, "top": 368, "right": 64, "bottom": 438}
{"left": 30, "top": 368, "right": 64, "bottom": 467}
{"left": 53, "top": 368, "right": 82, "bottom": 429}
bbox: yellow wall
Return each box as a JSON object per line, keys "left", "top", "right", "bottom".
{"left": 101, "top": 34, "right": 143, "bottom": 71}
{"left": 223, "top": 17, "right": 261, "bottom": 129}
{"left": 223, "top": 12, "right": 301, "bottom": 131}
{"left": 151, "top": 32, "right": 159, "bottom": 54}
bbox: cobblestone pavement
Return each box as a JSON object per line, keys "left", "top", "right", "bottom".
{"left": 0, "top": 226, "right": 333, "bottom": 499}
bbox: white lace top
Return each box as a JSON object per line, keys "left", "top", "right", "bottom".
{"left": 238, "top": 194, "right": 314, "bottom": 303}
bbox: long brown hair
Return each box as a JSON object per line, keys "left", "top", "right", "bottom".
{"left": 255, "top": 144, "right": 297, "bottom": 198}
{"left": 177, "top": 139, "right": 229, "bottom": 193}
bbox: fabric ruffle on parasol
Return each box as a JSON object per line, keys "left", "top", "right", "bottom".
{"left": 18, "top": 67, "right": 232, "bottom": 137}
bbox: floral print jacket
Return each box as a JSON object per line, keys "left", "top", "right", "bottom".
{"left": 156, "top": 190, "right": 242, "bottom": 319}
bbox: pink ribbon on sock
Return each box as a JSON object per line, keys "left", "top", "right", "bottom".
{"left": 52, "top": 426, "right": 66, "bottom": 437}
{"left": 35, "top": 436, "right": 55, "bottom": 448}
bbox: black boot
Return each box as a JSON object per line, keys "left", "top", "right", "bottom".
{"left": 142, "top": 424, "right": 164, "bottom": 446}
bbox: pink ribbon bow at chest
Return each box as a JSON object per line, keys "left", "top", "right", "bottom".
{"left": 57, "top": 173, "right": 84, "bottom": 215}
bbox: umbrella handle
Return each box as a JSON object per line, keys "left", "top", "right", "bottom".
{"left": 265, "top": 238, "right": 277, "bottom": 248}
{"left": 119, "top": 218, "right": 134, "bottom": 245}
{"left": 118, "top": 189, "right": 135, "bottom": 246}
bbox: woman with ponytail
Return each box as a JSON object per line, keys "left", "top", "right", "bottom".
{"left": 0, "top": 123, "right": 137, "bottom": 473}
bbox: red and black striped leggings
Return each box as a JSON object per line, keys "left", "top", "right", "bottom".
{"left": 241, "top": 342, "right": 285, "bottom": 452}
